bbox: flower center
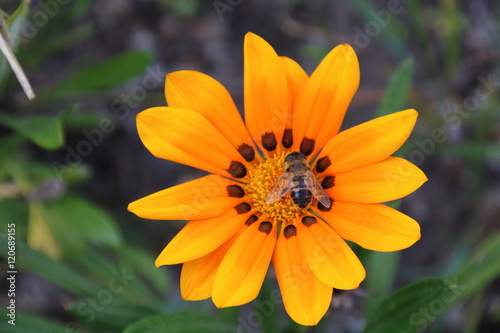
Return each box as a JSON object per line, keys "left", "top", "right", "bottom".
{"left": 244, "top": 152, "right": 303, "bottom": 224}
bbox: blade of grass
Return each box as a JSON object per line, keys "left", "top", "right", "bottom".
{"left": 376, "top": 58, "right": 414, "bottom": 117}
{"left": 349, "top": 0, "right": 407, "bottom": 56}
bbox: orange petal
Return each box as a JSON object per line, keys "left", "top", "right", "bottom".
{"left": 280, "top": 56, "right": 308, "bottom": 150}
{"left": 292, "top": 44, "right": 359, "bottom": 157}
{"left": 180, "top": 236, "right": 236, "bottom": 301}
{"left": 244, "top": 32, "right": 289, "bottom": 154}
{"left": 296, "top": 216, "right": 365, "bottom": 289}
{"left": 155, "top": 206, "right": 252, "bottom": 265}
{"left": 128, "top": 175, "right": 246, "bottom": 221}
{"left": 313, "top": 202, "right": 421, "bottom": 251}
{"left": 137, "top": 107, "right": 250, "bottom": 179}
{"left": 328, "top": 157, "right": 427, "bottom": 203}
{"left": 165, "top": 71, "right": 257, "bottom": 163}
{"left": 281, "top": 56, "right": 308, "bottom": 104}
{"left": 316, "top": 109, "right": 418, "bottom": 174}
{"left": 273, "top": 223, "right": 332, "bottom": 326}
{"left": 213, "top": 218, "right": 276, "bottom": 307}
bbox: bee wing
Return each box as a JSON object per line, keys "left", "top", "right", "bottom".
{"left": 265, "top": 172, "right": 294, "bottom": 204}
{"left": 304, "top": 169, "right": 331, "bottom": 208}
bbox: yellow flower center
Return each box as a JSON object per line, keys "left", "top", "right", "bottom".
{"left": 244, "top": 152, "right": 302, "bottom": 224}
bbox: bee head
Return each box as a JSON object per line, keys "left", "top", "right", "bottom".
{"left": 285, "top": 151, "right": 306, "bottom": 162}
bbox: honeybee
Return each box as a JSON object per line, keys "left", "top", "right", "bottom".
{"left": 266, "top": 152, "right": 331, "bottom": 209}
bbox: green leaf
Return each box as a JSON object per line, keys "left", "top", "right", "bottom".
{"left": 0, "top": 114, "right": 64, "bottom": 150}
{"left": 5, "top": 1, "right": 30, "bottom": 38}
{"left": 254, "top": 279, "right": 278, "bottom": 333}
{"left": 445, "top": 142, "right": 500, "bottom": 160}
{"left": 120, "top": 246, "right": 171, "bottom": 295}
{"left": 66, "top": 299, "right": 158, "bottom": 332}
{"left": 364, "top": 233, "right": 500, "bottom": 333}
{"left": 349, "top": 0, "right": 407, "bottom": 56}
{"left": 47, "top": 50, "right": 153, "bottom": 95}
{"left": 0, "top": 309, "right": 68, "bottom": 333}
{"left": 0, "top": 233, "right": 103, "bottom": 297}
{"left": 365, "top": 251, "right": 399, "bottom": 315}
{"left": 299, "top": 44, "right": 330, "bottom": 61}
{"left": 166, "top": 0, "right": 201, "bottom": 18}
{"left": 0, "top": 0, "right": 30, "bottom": 82}
{"left": 27, "top": 201, "right": 62, "bottom": 259}
{"left": 123, "top": 312, "right": 237, "bottom": 333}
{"left": 453, "top": 232, "right": 500, "bottom": 301}
{"left": 70, "top": 245, "right": 163, "bottom": 309}
{"left": 5, "top": 157, "right": 61, "bottom": 196}
{"left": 376, "top": 58, "right": 414, "bottom": 117}
{"left": 15, "top": 1, "right": 94, "bottom": 67}
{"left": 0, "top": 199, "right": 28, "bottom": 235}
{"left": 0, "top": 133, "right": 24, "bottom": 157}
{"left": 0, "top": 135, "right": 25, "bottom": 182}
{"left": 43, "top": 194, "right": 122, "bottom": 257}
{"left": 364, "top": 278, "right": 459, "bottom": 333}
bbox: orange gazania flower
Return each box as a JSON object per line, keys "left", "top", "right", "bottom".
{"left": 128, "top": 32, "right": 427, "bottom": 325}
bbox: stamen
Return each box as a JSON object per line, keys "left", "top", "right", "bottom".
{"left": 244, "top": 152, "right": 303, "bottom": 224}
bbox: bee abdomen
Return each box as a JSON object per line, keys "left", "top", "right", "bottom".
{"left": 290, "top": 189, "right": 312, "bottom": 209}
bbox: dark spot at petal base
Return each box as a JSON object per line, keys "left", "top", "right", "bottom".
{"left": 237, "top": 143, "right": 255, "bottom": 162}
{"left": 315, "top": 156, "right": 331, "bottom": 173}
{"left": 261, "top": 132, "right": 277, "bottom": 151}
{"left": 245, "top": 214, "right": 258, "bottom": 225}
{"left": 301, "top": 216, "right": 317, "bottom": 227}
{"left": 284, "top": 225, "right": 297, "bottom": 239}
{"left": 227, "top": 161, "right": 247, "bottom": 178}
{"left": 282, "top": 129, "right": 293, "bottom": 148}
{"left": 259, "top": 221, "right": 272, "bottom": 234}
{"left": 322, "top": 176, "right": 335, "bottom": 189}
{"left": 317, "top": 198, "right": 333, "bottom": 212}
{"left": 227, "top": 185, "right": 245, "bottom": 198}
{"left": 300, "top": 138, "right": 315, "bottom": 156}
{"left": 234, "top": 202, "right": 251, "bottom": 214}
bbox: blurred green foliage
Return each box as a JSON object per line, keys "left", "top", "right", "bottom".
{"left": 0, "top": 2, "right": 172, "bottom": 332}
{"left": 0, "top": 0, "right": 499, "bottom": 332}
